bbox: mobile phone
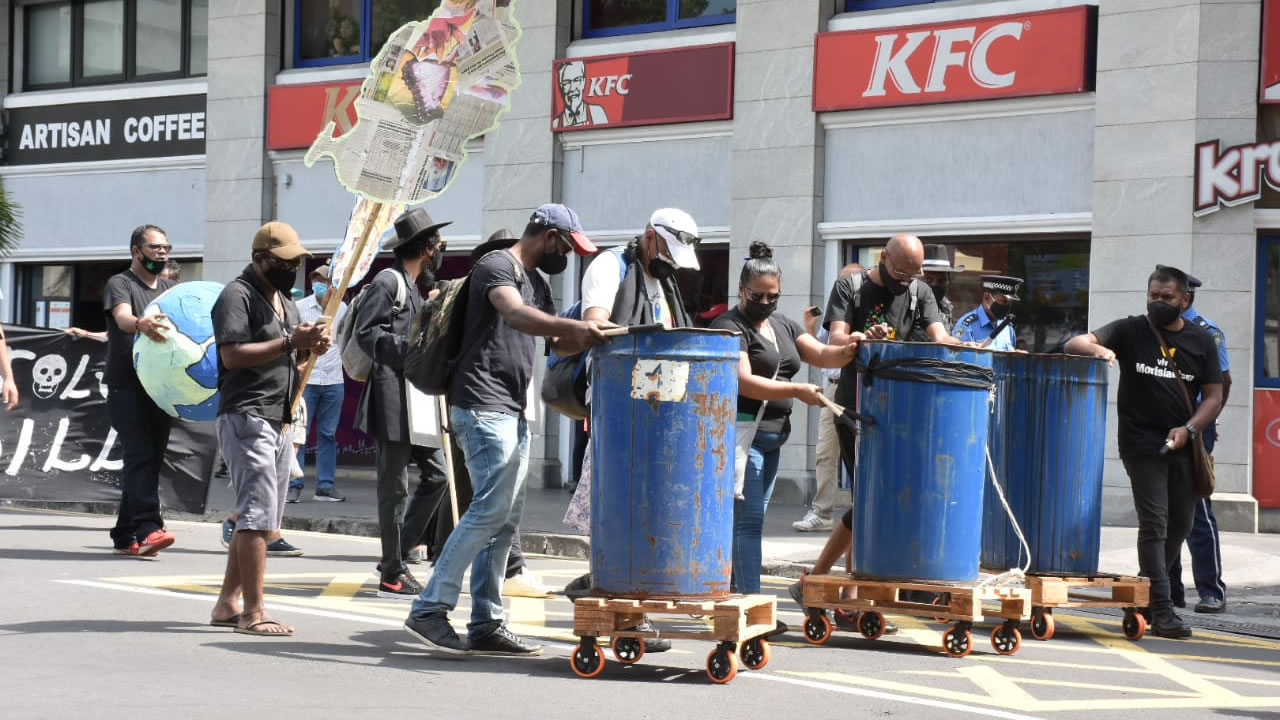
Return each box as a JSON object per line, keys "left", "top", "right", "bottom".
{"left": 807, "top": 306, "right": 822, "bottom": 318}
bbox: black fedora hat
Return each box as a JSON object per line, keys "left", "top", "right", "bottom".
{"left": 922, "top": 243, "right": 963, "bottom": 272}
{"left": 387, "top": 207, "right": 451, "bottom": 252}
{"left": 470, "top": 228, "right": 518, "bottom": 262}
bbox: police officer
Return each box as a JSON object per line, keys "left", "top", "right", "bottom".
{"left": 911, "top": 244, "right": 963, "bottom": 340}
{"left": 1169, "top": 272, "right": 1231, "bottom": 614}
{"left": 953, "top": 275, "right": 1022, "bottom": 350}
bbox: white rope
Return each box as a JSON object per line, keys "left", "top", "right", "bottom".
{"left": 977, "top": 386, "right": 1031, "bottom": 589}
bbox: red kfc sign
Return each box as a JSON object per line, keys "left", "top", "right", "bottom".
{"left": 551, "top": 43, "right": 734, "bottom": 132}
{"left": 1263, "top": 0, "right": 1280, "bottom": 102}
{"left": 813, "top": 6, "right": 1095, "bottom": 112}
{"left": 266, "top": 80, "right": 362, "bottom": 151}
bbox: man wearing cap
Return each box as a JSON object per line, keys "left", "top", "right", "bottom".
{"left": 290, "top": 262, "right": 349, "bottom": 504}
{"left": 1170, "top": 274, "right": 1232, "bottom": 614}
{"left": 953, "top": 275, "right": 1023, "bottom": 351}
{"left": 354, "top": 208, "right": 453, "bottom": 600}
{"left": 911, "top": 244, "right": 963, "bottom": 340}
{"left": 405, "top": 203, "right": 611, "bottom": 656}
{"left": 209, "top": 221, "right": 330, "bottom": 636}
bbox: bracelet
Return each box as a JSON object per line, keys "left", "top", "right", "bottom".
{"left": 1184, "top": 423, "right": 1199, "bottom": 438}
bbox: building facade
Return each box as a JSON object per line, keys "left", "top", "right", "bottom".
{"left": 2, "top": 0, "right": 1277, "bottom": 531}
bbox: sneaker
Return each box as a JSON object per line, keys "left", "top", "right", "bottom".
{"left": 267, "top": 538, "right": 304, "bottom": 557}
{"left": 792, "top": 511, "right": 833, "bottom": 533}
{"left": 1152, "top": 609, "right": 1193, "bottom": 639}
{"left": 286, "top": 486, "right": 302, "bottom": 504}
{"left": 314, "top": 487, "right": 346, "bottom": 502}
{"left": 378, "top": 571, "right": 423, "bottom": 600}
{"left": 407, "top": 546, "right": 428, "bottom": 564}
{"left": 504, "top": 569, "right": 553, "bottom": 598}
{"left": 788, "top": 577, "right": 806, "bottom": 610}
{"left": 404, "top": 613, "right": 467, "bottom": 655}
{"left": 1195, "top": 596, "right": 1226, "bottom": 614}
{"left": 563, "top": 573, "right": 593, "bottom": 600}
{"left": 630, "top": 618, "right": 671, "bottom": 653}
{"left": 138, "top": 529, "right": 175, "bottom": 556}
{"left": 113, "top": 542, "right": 141, "bottom": 557}
{"left": 220, "top": 519, "right": 234, "bottom": 549}
{"left": 467, "top": 624, "right": 543, "bottom": 656}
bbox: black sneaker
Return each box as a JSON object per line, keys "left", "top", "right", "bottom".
{"left": 563, "top": 573, "right": 592, "bottom": 600}
{"left": 629, "top": 618, "right": 670, "bottom": 653}
{"left": 285, "top": 486, "right": 302, "bottom": 504}
{"left": 378, "top": 571, "right": 423, "bottom": 600}
{"left": 314, "top": 487, "right": 346, "bottom": 502}
{"left": 1152, "top": 609, "right": 1193, "bottom": 639}
{"left": 404, "top": 613, "right": 467, "bottom": 655}
{"left": 267, "top": 538, "right": 304, "bottom": 557}
{"left": 467, "top": 624, "right": 543, "bottom": 656}
{"left": 1195, "top": 596, "right": 1226, "bottom": 614}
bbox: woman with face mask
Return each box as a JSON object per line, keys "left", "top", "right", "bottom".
{"left": 709, "top": 241, "right": 863, "bottom": 619}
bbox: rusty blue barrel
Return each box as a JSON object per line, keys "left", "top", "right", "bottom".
{"left": 851, "top": 342, "right": 995, "bottom": 583}
{"left": 589, "top": 328, "right": 739, "bottom": 599}
{"left": 982, "top": 353, "right": 1109, "bottom": 575}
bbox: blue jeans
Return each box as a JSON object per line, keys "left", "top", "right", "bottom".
{"left": 411, "top": 408, "right": 529, "bottom": 639}
{"left": 292, "top": 383, "right": 343, "bottom": 490}
{"left": 732, "top": 429, "right": 788, "bottom": 594}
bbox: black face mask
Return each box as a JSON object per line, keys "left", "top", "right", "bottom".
{"left": 879, "top": 260, "right": 910, "bottom": 296}
{"left": 1148, "top": 300, "right": 1181, "bottom": 327}
{"left": 647, "top": 255, "right": 677, "bottom": 281}
{"left": 989, "top": 301, "right": 1012, "bottom": 320}
{"left": 138, "top": 253, "right": 165, "bottom": 276}
{"left": 741, "top": 299, "right": 777, "bottom": 323}
{"left": 539, "top": 249, "right": 568, "bottom": 276}
{"left": 265, "top": 266, "right": 296, "bottom": 294}
{"left": 930, "top": 281, "right": 949, "bottom": 305}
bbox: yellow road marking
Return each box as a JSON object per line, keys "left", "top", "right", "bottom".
{"left": 956, "top": 666, "right": 1037, "bottom": 704}
{"left": 974, "top": 656, "right": 1160, "bottom": 675}
{"left": 902, "top": 670, "right": 1201, "bottom": 698}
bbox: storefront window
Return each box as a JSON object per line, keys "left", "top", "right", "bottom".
{"left": 135, "top": 0, "right": 182, "bottom": 76}
{"left": 585, "top": 0, "right": 736, "bottom": 38}
{"left": 27, "top": 3, "right": 73, "bottom": 86}
{"left": 83, "top": 0, "right": 126, "bottom": 79}
{"left": 1257, "top": 237, "right": 1280, "bottom": 387}
{"left": 188, "top": 0, "right": 208, "bottom": 76}
{"left": 295, "top": 0, "right": 443, "bottom": 68}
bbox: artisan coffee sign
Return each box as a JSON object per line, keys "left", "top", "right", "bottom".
{"left": 6, "top": 94, "right": 206, "bottom": 165}
{"left": 1194, "top": 139, "right": 1280, "bottom": 216}
{"left": 813, "top": 6, "right": 1095, "bottom": 112}
{"left": 550, "top": 43, "right": 734, "bottom": 132}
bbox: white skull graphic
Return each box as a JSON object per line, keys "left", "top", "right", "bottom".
{"left": 32, "top": 354, "right": 67, "bottom": 399}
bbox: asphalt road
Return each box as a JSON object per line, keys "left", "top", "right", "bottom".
{"left": 3, "top": 508, "right": 1279, "bottom": 720}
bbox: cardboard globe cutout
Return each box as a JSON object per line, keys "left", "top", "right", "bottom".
{"left": 133, "top": 281, "right": 223, "bottom": 421}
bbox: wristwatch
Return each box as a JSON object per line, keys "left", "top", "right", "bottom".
{"left": 1184, "top": 423, "right": 1199, "bottom": 439}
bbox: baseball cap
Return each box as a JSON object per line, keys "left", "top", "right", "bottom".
{"left": 252, "top": 221, "right": 312, "bottom": 261}
{"left": 650, "top": 208, "right": 700, "bottom": 271}
{"left": 531, "top": 203, "right": 596, "bottom": 255}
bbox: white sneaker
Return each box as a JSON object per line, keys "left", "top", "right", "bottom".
{"left": 503, "top": 569, "right": 553, "bottom": 598}
{"left": 792, "top": 511, "right": 833, "bottom": 532}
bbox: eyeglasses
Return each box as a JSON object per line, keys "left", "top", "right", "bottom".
{"left": 744, "top": 289, "right": 781, "bottom": 303}
{"left": 144, "top": 243, "right": 172, "bottom": 252}
{"left": 263, "top": 253, "right": 302, "bottom": 272}
{"left": 656, "top": 224, "right": 701, "bottom": 247}
{"left": 554, "top": 230, "right": 574, "bottom": 255}
{"left": 883, "top": 253, "right": 921, "bottom": 282}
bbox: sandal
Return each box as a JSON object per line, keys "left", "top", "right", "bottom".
{"left": 234, "top": 618, "right": 293, "bottom": 637}
{"left": 209, "top": 614, "right": 241, "bottom": 628}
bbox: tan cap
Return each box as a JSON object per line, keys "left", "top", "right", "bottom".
{"left": 310, "top": 262, "right": 331, "bottom": 281}
{"left": 252, "top": 221, "right": 311, "bottom": 260}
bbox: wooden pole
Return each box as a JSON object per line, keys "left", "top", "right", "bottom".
{"left": 438, "top": 395, "right": 460, "bottom": 526}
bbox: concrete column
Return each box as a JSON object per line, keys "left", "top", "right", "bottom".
{"left": 731, "top": 0, "right": 830, "bottom": 498}
{"left": 1091, "top": 0, "right": 1261, "bottom": 531}
{"left": 202, "top": 2, "right": 280, "bottom": 284}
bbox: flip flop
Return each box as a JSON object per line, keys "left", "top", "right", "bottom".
{"left": 234, "top": 619, "right": 293, "bottom": 637}
{"left": 209, "top": 614, "right": 241, "bottom": 628}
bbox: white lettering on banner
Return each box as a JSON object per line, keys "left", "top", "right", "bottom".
{"left": 587, "top": 74, "right": 633, "bottom": 97}
{"left": 58, "top": 354, "right": 93, "bottom": 401}
{"left": 43, "top": 417, "right": 92, "bottom": 473}
{"left": 124, "top": 112, "right": 206, "bottom": 144}
{"left": 1194, "top": 139, "right": 1280, "bottom": 216}
{"left": 864, "top": 22, "right": 1024, "bottom": 98}
{"left": 90, "top": 428, "right": 122, "bottom": 472}
{"left": 16, "top": 119, "right": 110, "bottom": 150}
{"left": 4, "top": 418, "right": 34, "bottom": 476}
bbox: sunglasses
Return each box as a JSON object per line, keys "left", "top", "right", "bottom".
{"left": 656, "top": 223, "right": 700, "bottom": 247}
{"left": 744, "top": 289, "right": 781, "bottom": 303}
{"left": 261, "top": 253, "right": 302, "bottom": 272}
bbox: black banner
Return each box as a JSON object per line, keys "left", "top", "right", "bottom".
{"left": 0, "top": 325, "right": 209, "bottom": 514}
{"left": 6, "top": 94, "right": 206, "bottom": 165}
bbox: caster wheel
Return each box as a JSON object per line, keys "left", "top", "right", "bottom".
{"left": 932, "top": 594, "right": 951, "bottom": 624}
{"left": 1123, "top": 610, "right": 1148, "bottom": 641}
{"left": 991, "top": 623, "right": 1022, "bottom": 655}
{"left": 571, "top": 641, "right": 606, "bottom": 678}
{"left": 942, "top": 626, "right": 973, "bottom": 658}
{"left": 858, "top": 610, "right": 887, "bottom": 640}
{"left": 611, "top": 636, "right": 644, "bottom": 665}
{"left": 740, "top": 637, "right": 771, "bottom": 670}
{"left": 706, "top": 646, "right": 739, "bottom": 684}
{"left": 803, "top": 613, "right": 833, "bottom": 645}
{"left": 1030, "top": 610, "right": 1055, "bottom": 641}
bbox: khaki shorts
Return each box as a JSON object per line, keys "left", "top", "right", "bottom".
{"left": 217, "top": 413, "right": 292, "bottom": 532}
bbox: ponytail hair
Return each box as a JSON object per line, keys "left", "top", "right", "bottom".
{"left": 740, "top": 241, "right": 780, "bottom": 285}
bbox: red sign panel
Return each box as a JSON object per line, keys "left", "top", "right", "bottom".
{"left": 551, "top": 43, "right": 734, "bottom": 132}
{"left": 266, "top": 80, "right": 361, "bottom": 151}
{"left": 1263, "top": 0, "right": 1280, "bottom": 102}
{"left": 1253, "top": 390, "right": 1280, "bottom": 508}
{"left": 813, "top": 6, "right": 1095, "bottom": 112}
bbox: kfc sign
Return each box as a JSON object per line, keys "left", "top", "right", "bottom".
{"left": 266, "top": 81, "right": 361, "bottom": 151}
{"left": 551, "top": 43, "right": 734, "bottom": 132}
{"left": 1263, "top": 0, "right": 1280, "bottom": 102}
{"left": 813, "top": 6, "right": 1095, "bottom": 112}
{"left": 1193, "top": 139, "right": 1280, "bottom": 216}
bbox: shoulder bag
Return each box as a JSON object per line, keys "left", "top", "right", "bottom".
{"left": 1145, "top": 317, "right": 1216, "bottom": 498}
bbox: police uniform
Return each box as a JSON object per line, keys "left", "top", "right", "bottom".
{"left": 952, "top": 275, "right": 1022, "bottom": 351}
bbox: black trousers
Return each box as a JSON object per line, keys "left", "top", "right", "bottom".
{"left": 375, "top": 439, "right": 448, "bottom": 580}
{"left": 1121, "top": 451, "right": 1197, "bottom": 612}
{"left": 108, "top": 384, "right": 172, "bottom": 548}
{"left": 423, "top": 433, "right": 525, "bottom": 579}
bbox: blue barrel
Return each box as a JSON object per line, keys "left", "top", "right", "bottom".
{"left": 982, "top": 353, "right": 1108, "bottom": 575}
{"left": 589, "top": 328, "right": 739, "bottom": 599}
{"left": 851, "top": 342, "right": 995, "bottom": 583}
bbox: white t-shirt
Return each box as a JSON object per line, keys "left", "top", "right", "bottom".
{"left": 297, "top": 294, "right": 348, "bottom": 386}
{"left": 579, "top": 250, "right": 672, "bottom": 329}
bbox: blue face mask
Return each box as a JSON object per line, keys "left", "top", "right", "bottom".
{"left": 290, "top": 288, "right": 304, "bottom": 300}
{"left": 313, "top": 281, "right": 329, "bottom": 300}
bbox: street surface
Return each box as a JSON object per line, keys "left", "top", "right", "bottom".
{"left": 3, "top": 508, "right": 1279, "bottom": 719}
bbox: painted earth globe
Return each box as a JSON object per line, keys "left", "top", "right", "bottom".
{"left": 133, "top": 280, "right": 223, "bottom": 421}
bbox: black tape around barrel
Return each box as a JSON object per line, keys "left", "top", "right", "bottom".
{"left": 858, "top": 351, "right": 995, "bottom": 390}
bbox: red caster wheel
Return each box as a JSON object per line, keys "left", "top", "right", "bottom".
{"left": 803, "top": 612, "right": 833, "bottom": 645}
{"left": 571, "top": 640, "right": 606, "bottom": 678}
{"left": 706, "top": 644, "right": 739, "bottom": 684}
{"left": 1030, "top": 609, "right": 1055, "bottom": 641}
{"left": 611, "top": 636, "right": 644, "bottom": 665}
{"left": 1123, "top": 610, "right": 1148, "bottom": 641}
{"left": 858, "top": 610, "right": 888, "bottom": 640}
{"left": 991, "top": 622, "right": 1022, "bottom": 655}
{"left": 942, "top": 624, "right": 973, "bottom": 658}
{"left": 740, "top": 637, "right": 770, "bottom": 670}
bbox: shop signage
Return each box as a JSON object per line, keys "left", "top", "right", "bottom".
{"left": 1263, "top": 0, "right": 1280, "bottom": 102}
{"left": 1252, "top": 390, "right": 1280, "bottom": 507}
{"left": 1193, "top": 138, "right": 1280, "bottom": 216}
{"left": 813, "top": 6, "right": 1095, "bottom": 112}
{"left": 550, "top": 43, "right": 734, "bottom": 132}
{"left": 266, "top": 80, "right": 362, "bottom": 151}
{"left": 5, "top": 94, "right": 206, "bottom": 165}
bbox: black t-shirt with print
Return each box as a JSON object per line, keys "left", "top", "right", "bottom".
{"left": 711, "top": 307, "right": 806, "bottom": 434}
{"left": 1094, "top": 315, "right": 1223, "bottom": 457}
{"left": 103, "top": 269, "right": 175, "bottom": 388}
{"left": 212, "top": 266, "right": 302, "bottom": 423}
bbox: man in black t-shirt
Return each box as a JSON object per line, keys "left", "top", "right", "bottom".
{"left": 1066, "top": 265, "right": 1224, "bottom": 639}
{"left": 105, "top": 224, "right": 177, "bottom": 557}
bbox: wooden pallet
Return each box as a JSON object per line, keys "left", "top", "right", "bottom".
{"left": 1024, "top": 573, "right": 1151, "bottom": 642}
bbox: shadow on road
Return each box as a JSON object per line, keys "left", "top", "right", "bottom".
{"left": 0, "top": 619, "right": 212, "bottom": 635}
{"left": 0, "top": 524, "right": 108, "bottom": 532}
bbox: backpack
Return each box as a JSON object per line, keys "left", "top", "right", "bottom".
{"left": 848, "top": 270, "right": 918, "bottom": 339}
{"left": 335, "top": 268, "right": 408, "bottom": 382}
{"left": 405, "top": 250, "right": 524, "bottom": 396}
{"left": 541, "top": 247, "right": 628, "bottom": 420}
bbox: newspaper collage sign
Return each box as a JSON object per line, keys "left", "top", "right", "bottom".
{"left": 304, "top": 0, "right": 521, "bottom": 205}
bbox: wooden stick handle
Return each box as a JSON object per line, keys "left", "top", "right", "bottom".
{"left": 439, "top": 395, "right": 460, "bottom": 526}
{"left": 815, "top": 392, "right": 847, "bottom": 417}
{"left": 602, "top": 322, "right": 664, "bottom": 337}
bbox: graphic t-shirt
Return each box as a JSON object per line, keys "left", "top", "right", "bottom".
{"left": 1093, "top": 315, "right": 1223, "bottom": 457}
{"left": 711, "top": 307, "right": 806, "bottom": 434}
{"left": 103, "top": 269, "right": 176, "bottom": 388}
